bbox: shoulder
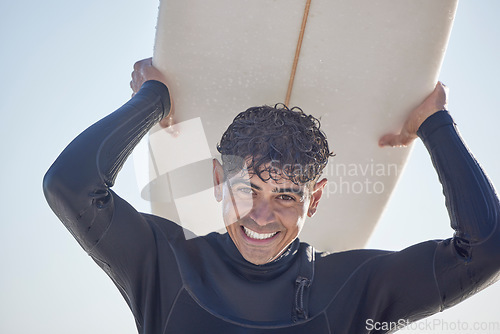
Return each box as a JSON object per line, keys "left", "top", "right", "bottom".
{"left": 315, "top": 247, "right": 392, "bottom": 274}
{"left": 140, "top": 212, "right": 203, "bottom": 243}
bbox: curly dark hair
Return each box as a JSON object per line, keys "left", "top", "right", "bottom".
{"left": 217, "top": 104, "right": 333, "bottom": 185}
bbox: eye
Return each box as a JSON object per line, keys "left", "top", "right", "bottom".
{"left": 277, "top": 194, "right": 296, "bottom": 201}
{"left": 235, "top": 186, "right": 253, "bottom": 195}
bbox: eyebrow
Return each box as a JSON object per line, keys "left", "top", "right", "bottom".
{"left": 272, "top": 186, "right": 304, "bottom": 198}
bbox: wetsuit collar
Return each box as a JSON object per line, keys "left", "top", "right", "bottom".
{"left": 216, "top": 232, "right": 301, "bottom": 281}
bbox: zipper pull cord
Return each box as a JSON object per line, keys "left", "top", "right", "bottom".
{"left": 294, "top": 276, "right": 311, "bottom": 321}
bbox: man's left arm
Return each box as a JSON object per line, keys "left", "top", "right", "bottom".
{"left": 378, "top": 82, "right": 500, "bottom": 314}
{"left": 417, "top": 109, "right": 500, "bottom": 309}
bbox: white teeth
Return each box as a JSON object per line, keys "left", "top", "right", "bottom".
{"left": 243, "top": 226, "right": 278, "bottom": 240}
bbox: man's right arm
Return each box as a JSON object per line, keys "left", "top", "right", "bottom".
{"left": 43, "top": 80, "right": 170, "bottom": 252}
{"left": 43, "top": 79, "right": 184, "bottom": 331}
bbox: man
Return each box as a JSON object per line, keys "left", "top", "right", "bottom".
{"left": 44, "top": 58, "right": 500, "bottom": 333}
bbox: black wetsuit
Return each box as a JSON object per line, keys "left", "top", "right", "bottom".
{"left": 43, "top": 81, "right": 500, "bottom": 333}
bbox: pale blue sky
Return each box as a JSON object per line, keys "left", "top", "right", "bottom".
{"left": 1, "top": 1, "right": 499, "bottom": 333}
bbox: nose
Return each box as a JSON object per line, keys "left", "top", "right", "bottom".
{"left": 249, "top": 198, "right": 275, "bottom": 226}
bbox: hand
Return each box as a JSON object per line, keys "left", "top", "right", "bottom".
{"left": 379, "top": 82, "right": 449, "bottom": 147}
{"left": 130, "top": 58, "right": 174, "bottom": 128}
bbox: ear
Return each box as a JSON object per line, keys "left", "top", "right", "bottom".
{"left": 307, "top": 178, "right": 327, "bottom": 217}
{"left": 213, "top": 159, "right": 224, "bottom": 202}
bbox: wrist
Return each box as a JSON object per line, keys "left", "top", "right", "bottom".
{"left": 140, "top": 80, "right": 171, "bottom": 119}
{"left": 417, "top": 110, "right": 452, "bottom": 141}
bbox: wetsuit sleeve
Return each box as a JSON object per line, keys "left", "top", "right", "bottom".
{"left": 361, "top": 111, "right": 500, "bottom": 328}
{"left": 43, "top": 80, "right": 170, "bottom": 252}
{"left": 417, "top": 110, "right": 500, "bottom": 308}
{"left": 42, "top": 81, "right": 182, "bottom": 318}
{"left": 44, "top": 81, "right": 188, "bottom": 333}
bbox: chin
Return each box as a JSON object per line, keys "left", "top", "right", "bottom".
{"left": 242, "top": 251, "right": 276, "bottom": 265}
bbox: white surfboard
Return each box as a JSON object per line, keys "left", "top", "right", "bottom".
{"left": 134, "top": 0, "right": 458, "bottom": 252}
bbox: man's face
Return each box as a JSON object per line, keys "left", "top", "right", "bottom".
{"left": 213, "top": 160, "right": 326, "bottom": 265}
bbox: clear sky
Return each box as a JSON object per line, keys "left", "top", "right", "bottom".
{"left": 1, "top": 0, "right": 499, "bottom": 333}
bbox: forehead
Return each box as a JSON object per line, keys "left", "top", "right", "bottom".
{"left": 227, "top": 165, "right": 311, "bottom": 192}
{"left": 222, "top": 153, "right": 318, "bottom": 184}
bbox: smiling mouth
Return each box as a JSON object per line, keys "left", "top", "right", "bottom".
{"left": 242, "top": 226, "right": 279, "bottom": 240}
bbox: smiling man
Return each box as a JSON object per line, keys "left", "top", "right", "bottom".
{"left": 219, "top": 166, "right": 324, "bottom": 265}
{"left": 213, "top": 105, "right": 329, "bottom": 265}
{"left": 43, "top": 59, "right": 500, "bottom": 333}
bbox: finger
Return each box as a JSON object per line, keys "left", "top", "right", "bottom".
{"left": 133, "top": 58, "right": 147, "bottom": 71}
{"left": 433, "top": 81, "right": 449, "bottom": 110}
{"left": 379, "top": 133, "right": 403, "bottom": 147}
{"left": 131, "top": 69, "right": 139, "bottom": 82}
{"left": 160, "top": 118, "right": 180, "bottom": 137}
{"left": 133, "top": 60, "right": 142, "bottom": 71}
{"left": 438, "top": 81, "right": 449, "bottom": 90}
{"left": 130, "top": 79, "right": 137, "bottom": 93}
{"left": 159, "top": 116, "right": 174, "bottom": 128}
{"left": 379, "top": 133, "right": 395, "bottom": 147}
{"left": 159, "top": 108, "right": 175, "bottom": 128}
{"left": 436, "top": 81, "right": 450, "bottom": 96}
{"left": 439, "top": 81, "right": 449, "bottom": 99}
{"left": 133, "top": 57, "right": 153, "bottom": 71}
{"left": 130, "top": 71, "right": 144, "bottom": 93}
{"left": 379, "top": 132, "right": 415, "bottom": 147}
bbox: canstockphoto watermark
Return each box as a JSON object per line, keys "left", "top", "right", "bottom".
{"left": 365, "top": 319, "right": 408, "bottom": 332}
{"left": 366, "top": 318, "right": 500, "bottom": 332}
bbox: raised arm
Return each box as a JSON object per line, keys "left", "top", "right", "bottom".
{"left": 44, "top": 59, "right": 171, "bottom": 251}
{"left": 43, "top": 78, "right": 170, "bottom": 251}
{"left": 131, "top": 57, "right": 175, "bottom": 128}
{"left": 416, "top": 109, "right": 500, "bottom": 309}
{"left": 380, "top": 82, "right": 500, "bottom": 262}
{"left": 373, "top": 82, "right": 500, "bottom": 322}
{"left": 42, "top": 61, "right": 184, "bottom": 330}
